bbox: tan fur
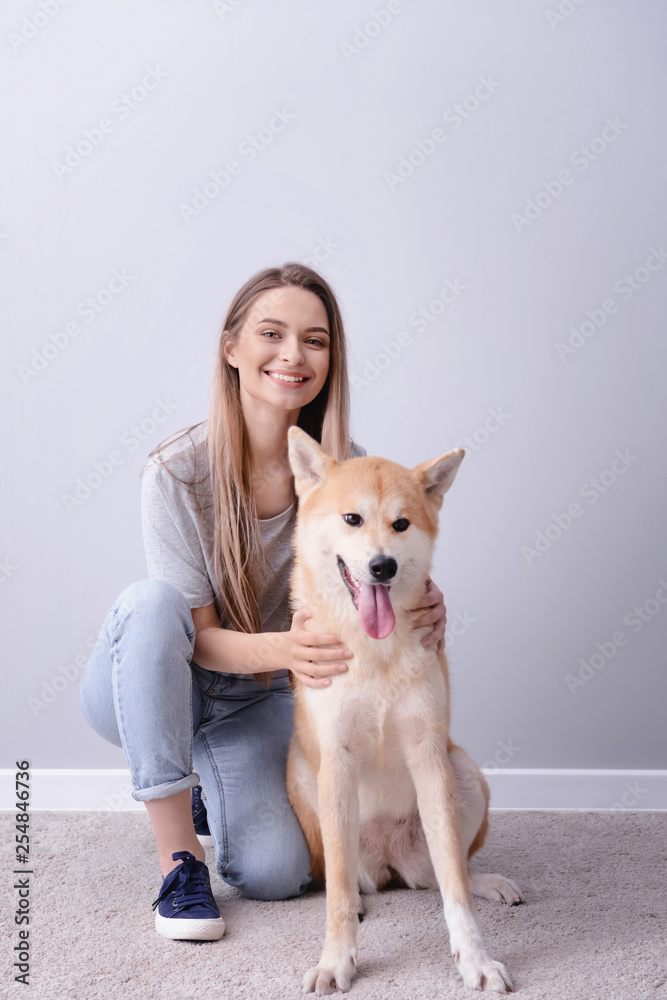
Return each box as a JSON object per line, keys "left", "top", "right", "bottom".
{"left": 285, "top": 428, "right": 522, "bottom": 995}
{"left": 467, "top": 763, "right": 491, "bottom": 859}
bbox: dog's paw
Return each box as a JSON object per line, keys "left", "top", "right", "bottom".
{"left": 455, "top": 952, "right": 513, "bottom": 994}
{"left": 302, "top": 950, "right": 357, "bottom": 995}
{"left": 468, "top": 869, "right": 525, "bottom": 906}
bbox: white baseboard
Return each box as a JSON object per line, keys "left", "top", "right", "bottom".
{"left": 1, "top": 768, "right": 666, "bottom": 812}
{"left": 482, "top": 768, "right": 667, "bottom": 810}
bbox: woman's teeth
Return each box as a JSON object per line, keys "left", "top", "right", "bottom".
{"left": 267, "top": 372, "right": 307, "bottom": 382}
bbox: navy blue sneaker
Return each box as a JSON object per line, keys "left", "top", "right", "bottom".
{"left": 152, "top": 851, "right": 225, "bottom": 940}
{"left": 191, "top": 784, "right": 211, "bottom": 838}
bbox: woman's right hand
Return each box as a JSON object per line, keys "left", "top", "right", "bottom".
{"left": 287, "top": 606, "right": 354, "bottom": 688}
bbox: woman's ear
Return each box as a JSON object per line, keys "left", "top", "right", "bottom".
{"left": 222, "top": 332, "right": 237, "bottom": 368}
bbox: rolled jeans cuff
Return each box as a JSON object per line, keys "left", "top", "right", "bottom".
{"left": 132, "top": 771, "right": 201, "bottom": 802}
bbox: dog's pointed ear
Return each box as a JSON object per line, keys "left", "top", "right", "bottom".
{"left": 413, "top": 448, "right": 465, "bottom": 508}
{"left": 287, "top": 426, "right": 337, "bottom": 499}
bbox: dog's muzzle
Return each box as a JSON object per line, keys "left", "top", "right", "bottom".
{"left": 337, "top": 555, "right": 396, "bottom": 639}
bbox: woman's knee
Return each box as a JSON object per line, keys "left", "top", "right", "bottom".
{"left": 115, "top": 578, "right": 192, "bottom": 627}
{"left": 109, "top": 578, "right": 196, "bottom": 654}
{"left": 220, "top": 857, "right": 312, "bottom": 902}
{"left": 79, "top": 578, "right": 195, "bottom": 740}
{"left": 218, "top": 823, "right": 312, "bottom": 901}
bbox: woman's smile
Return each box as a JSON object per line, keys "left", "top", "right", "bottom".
{"left": 264, "top": 368, "right": 312, "bottom": 387}
{"left": 225, "top": 286, "right": 331, "bottom": 409}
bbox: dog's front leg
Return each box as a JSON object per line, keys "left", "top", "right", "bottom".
{"left": 303, "top": 749, "right": 360, "bottom": 995}
{"left": 404, "top": 727, "right": 513, "bottom": 994}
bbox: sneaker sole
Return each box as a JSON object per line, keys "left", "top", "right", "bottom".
{"left": 155, "top": 912, "right": 225, "bottom": 941}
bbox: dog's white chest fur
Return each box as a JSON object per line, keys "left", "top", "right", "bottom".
{"left": 301, "top": 650, "right": 446, "bottom": 825}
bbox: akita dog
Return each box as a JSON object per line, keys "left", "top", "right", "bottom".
{"left": 285, "top": 426, "right": 523, "bottom": 995}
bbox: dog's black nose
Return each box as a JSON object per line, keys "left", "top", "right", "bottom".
{"left": 368, "top": 555, "right": 397, "bottom": 582}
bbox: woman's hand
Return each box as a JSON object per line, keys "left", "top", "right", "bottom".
{"left": 409, "top": 576, "right": 447, "bottom": 655}
{"left": 287, "top": 606, "right": 354, "bottom": 689}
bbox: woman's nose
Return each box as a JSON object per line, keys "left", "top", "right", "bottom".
{"left": 280, "top": 336, "right": 305, "bottom": 364}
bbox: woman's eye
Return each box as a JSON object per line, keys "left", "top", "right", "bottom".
{"left": 262, "top": 330, "right": 280, "bottom": 338}
{"left": 393, "top": 518, "right": 410, "bottom": 532}
{"left": 343, "top": 513, "right": 363, "bottom": 526}
{"left": 307, "top": 338, "right": 326, "bottom": 347}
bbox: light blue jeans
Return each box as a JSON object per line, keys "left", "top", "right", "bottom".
{"left": 78, "top": 577, "right": 312, "bottom": 901}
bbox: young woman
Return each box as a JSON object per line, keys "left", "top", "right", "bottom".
{"left": 78, "top": 262, "right": 447, "bottom": 941}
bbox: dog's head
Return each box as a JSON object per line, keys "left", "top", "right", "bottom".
{"left": 287, "top": 426, "right": 464, "bottom": 640}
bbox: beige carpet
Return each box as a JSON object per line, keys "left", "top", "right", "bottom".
{"left": 1, "top": 810, "right": 665, "bottom": 1000}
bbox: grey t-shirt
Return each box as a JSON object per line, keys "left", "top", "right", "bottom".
{"left": 140, "top": 420, "right": 367, "bottom": 636}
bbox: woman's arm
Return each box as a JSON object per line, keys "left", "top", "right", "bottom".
{"left": 191, "top": 604, "right": 354, "bottom": 687}
{"left": 192, "top": 603, "right": 282, "bottom": 674}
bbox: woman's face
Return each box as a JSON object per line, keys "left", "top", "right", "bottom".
{"left": 224, "top": 285, "right": 331, "bottom": 413}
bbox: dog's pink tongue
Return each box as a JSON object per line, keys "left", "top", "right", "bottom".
{"left": 358, "top": 582, "right": 395, "bottom": 639}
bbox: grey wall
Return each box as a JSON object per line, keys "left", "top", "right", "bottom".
{"left": 2, "top": 0, "right": 666, "bottom": 777}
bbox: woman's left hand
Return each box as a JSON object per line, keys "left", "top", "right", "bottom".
{"left": 409, "top": 576, "right": 447, "bottom": 655}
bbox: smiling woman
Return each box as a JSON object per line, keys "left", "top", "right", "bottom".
{"left": 77, "top": 261, "right": 447, "bottom": 948}
{"left": 224, "top": 285, "right": 332, "bottom": 421}
{"left": 223, "top": 291, "right": 333, "bottom": 517}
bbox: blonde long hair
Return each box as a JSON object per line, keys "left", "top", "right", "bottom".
{"left": 144, "top": 262, "right": 353, "bottom": 686}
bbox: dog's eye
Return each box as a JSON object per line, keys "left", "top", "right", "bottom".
{"left": 393, "top": 518, "right": 410, "bottom": 532}
{"left": 343, "top": 513, "right": 363, "bottom": 526}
